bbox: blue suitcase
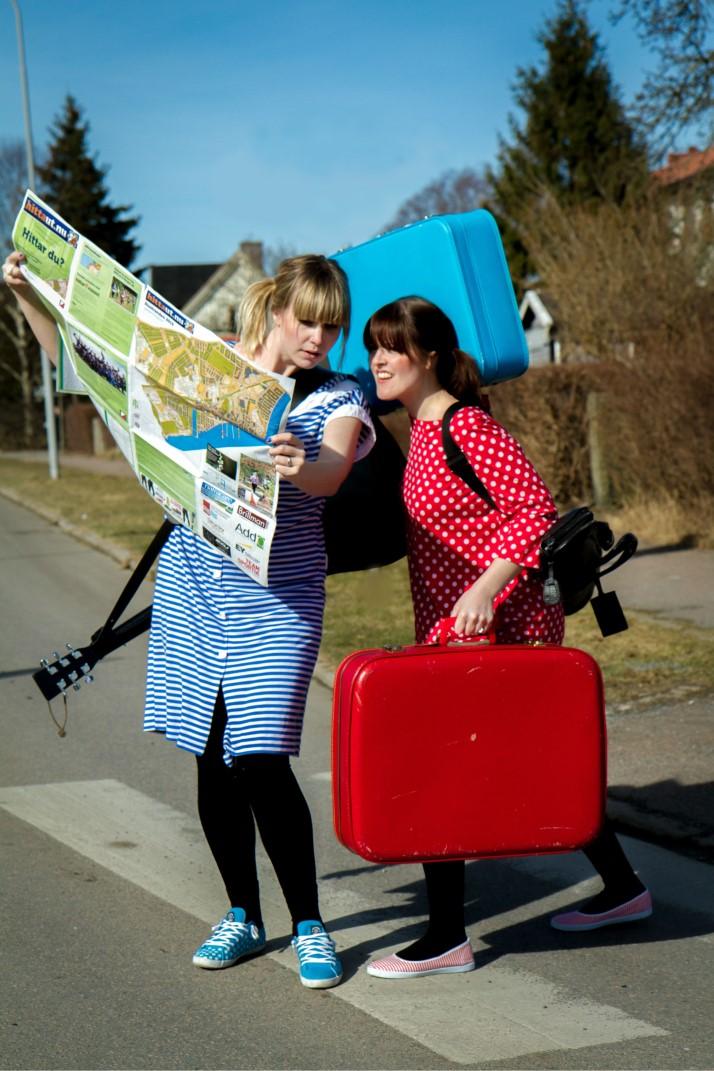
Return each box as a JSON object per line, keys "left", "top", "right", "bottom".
{"left": 329, "top": 209, "right": 528, "bottom": 400}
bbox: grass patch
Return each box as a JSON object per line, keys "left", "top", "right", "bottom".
{"left": 601, "top": 494, "right": 714, "bottom": 551}
{"left": 560, "top": 608, "right": 714, "bottom": 708}
{"left": 324, "top": 560, "right": 414, "bottom": 656}
{"left": 324, "top": 563, "right": 714, "bottom": 709}
{"left": 0, "top": 460, "right": 162, "bottom": 558}
{"left": 3, "top": 458, "right": 712, "bottom": 709}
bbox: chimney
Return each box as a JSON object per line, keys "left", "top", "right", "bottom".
{"left": 240, "top": 241, "right": 264, "bottom": 272}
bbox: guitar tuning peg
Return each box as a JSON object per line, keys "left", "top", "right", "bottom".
{"left": 85, "top": 675, "right": 94, "bottom": 684}
{"left": 66, "top": 642, "right": 74, "bottom": 650}
{"left": 72, "top": 682, "right": 81, "bottom": 692}
{"left": 52, "top": 651, "right": 60, "bottom": 660}
{"left": 40, "top": 658, "right": 49, "bottom": 668}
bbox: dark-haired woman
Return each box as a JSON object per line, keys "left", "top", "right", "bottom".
{"left": 362, "top": 296, "right": 651, "bottom": 980}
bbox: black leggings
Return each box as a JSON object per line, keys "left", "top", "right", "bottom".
{"left": 196, "top": 692, "right": 320, "bottom": 931}
{"left": 422, "top": 821, "right": 642, "bottom": 938}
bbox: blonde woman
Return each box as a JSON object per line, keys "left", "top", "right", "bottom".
{"left": 3, "top": 250, "right": 374, "bottom": 989}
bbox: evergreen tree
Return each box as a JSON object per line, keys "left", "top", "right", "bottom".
{"left": 38, "top": 96, "right": 140, "bottom": 268}
{"left": 488, "top": 0, "right": 648, "bottom": 290}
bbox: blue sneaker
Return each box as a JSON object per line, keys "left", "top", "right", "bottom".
{"left": 193, "top": 907, "right": 266, "bottom": 969}
{"left": 291, "top": 920, "right": 343, "bottom": 989}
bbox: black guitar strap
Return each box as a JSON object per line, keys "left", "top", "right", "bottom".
{"left": 34, "top": 518, "right": 176, "bottom": 723}
{"left": 92, "top": 519, "right": 175, "bottom": 644}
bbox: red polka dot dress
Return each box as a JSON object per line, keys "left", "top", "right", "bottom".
{"left": 403, "top": 407, "right": 565, "bottom": 645}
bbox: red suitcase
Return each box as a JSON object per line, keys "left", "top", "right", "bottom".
{"left": 332, "top": 629, "right": 606, "bottom": 864}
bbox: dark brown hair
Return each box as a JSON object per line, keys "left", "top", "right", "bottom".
{"left": 363, "top": 296, "right": 482, "bottom": 403}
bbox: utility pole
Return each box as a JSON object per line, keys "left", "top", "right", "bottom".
{"left": 10, "top": 0, "right": 59, "bottom": 479}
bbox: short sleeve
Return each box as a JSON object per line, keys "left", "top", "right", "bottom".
{"left": 321, "top": 378, "right": 376, "bottom": 460}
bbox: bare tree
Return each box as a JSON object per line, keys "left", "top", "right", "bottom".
{"left": 0, "top": 139, "right": 41, "bottom": 447}
{"left": 521, "top": 181, "right": 713, "bottom": 353}
{"left": 609, "top": 0, "right": 714, "bottom": 156}
{"left": 518, "top": 180, "right": 714, "bottom": 505}
{"left": 263, "top": 242, "right": 299, "bottom": 276}
{"left": 381, "top": 167, "right": 490, "bottom": 233}
{"left": 0, "top": 140, "right": 30, "bottom": 244}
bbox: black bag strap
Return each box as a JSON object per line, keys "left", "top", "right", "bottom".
{"left": 441, "top": 401, "right": 497, "bottom": 511}
{"left": 93, "top": 519, "right": 175, "bottom": 643}
{"left": 597, "top": 532, "right": 638, "bottom": 579}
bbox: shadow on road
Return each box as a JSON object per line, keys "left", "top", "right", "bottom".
{"left": 634, "top": 538, "right": 699, "bottom": 556}
{"left": 610, "top": 778, "right": 713, "bottom": 834}
{"left": 323, "top": 855, "right": 714, "bottom": 980}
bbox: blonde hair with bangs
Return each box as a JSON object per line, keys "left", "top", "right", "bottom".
{"left": 238, "top": 254, "right": 350, "bottom": 358}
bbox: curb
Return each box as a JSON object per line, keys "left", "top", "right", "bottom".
{"left": 312, "top": 661, "right": 336, "bottom": 691}
{"left": 0, "top": 485, "right": 135, "bottom": 570}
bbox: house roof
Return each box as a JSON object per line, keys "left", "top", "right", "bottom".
{"left": 183, "top": 242, "right": 264, "bottom": 318}
{"left": 519, "top": 289, "right": 555, "bottom": 328}
{"left": 139, "top": 262, "right": 222, "bottom": 310}
{"left": 652, "top": 145, "right": 714, "bottom": 186}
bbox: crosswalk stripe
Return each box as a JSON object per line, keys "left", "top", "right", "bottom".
{"left": 0, "top": 779, "right": 667, "bottom": 1065}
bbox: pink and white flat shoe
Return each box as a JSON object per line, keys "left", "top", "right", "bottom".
{"left": 550, "top": 890, "right": 653, "bottom": 932}
{"left": 366, "top": 940, "right": 475, "bottom": 979}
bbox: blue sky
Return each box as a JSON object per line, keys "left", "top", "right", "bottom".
{"left": 1, "top": 0, "right": 699, "bottom": 268}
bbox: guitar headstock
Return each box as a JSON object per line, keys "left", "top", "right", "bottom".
{"left": 33, "top": 643, "right": 98, "bottom": 702}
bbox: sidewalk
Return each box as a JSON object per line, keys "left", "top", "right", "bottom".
{"left": 3, "top": 449, "right": 713, "bottom": 863}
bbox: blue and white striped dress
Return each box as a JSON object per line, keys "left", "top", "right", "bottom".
{"left": 143, "top": 376, "right": 374, "bottom": 760}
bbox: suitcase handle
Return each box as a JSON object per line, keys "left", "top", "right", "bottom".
{"left": 435, "top": 617, "right": 497, "bottom": 646}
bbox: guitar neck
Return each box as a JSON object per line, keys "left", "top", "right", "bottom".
{"left": 92, "top": 606, "right": 153, "bottom": 657}
{"left": 34, "top": 605, "right": 153, "bottom": 702}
